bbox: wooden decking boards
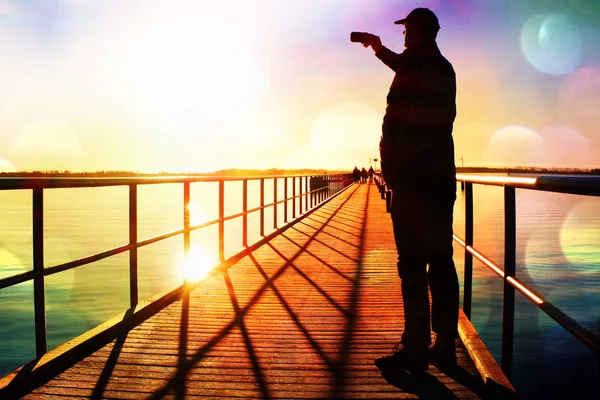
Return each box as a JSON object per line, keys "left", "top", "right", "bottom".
{"left": 20, "top": 183, "right": 487, "bottom": 399}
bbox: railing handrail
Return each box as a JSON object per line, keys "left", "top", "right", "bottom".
{"left": 0, "top": 172, "right": 354, "bottom": 360}
{"left": 0, "top": 173, "right": 347, "bottom": 190}
{"left": 452, "top": 173, "right": 600, "bottom": 382}
{"left": 456, "top": 173, "right": 600, "bottom": 196}
{"left": 452, "top": 235, "right": 599, "bottom": 355}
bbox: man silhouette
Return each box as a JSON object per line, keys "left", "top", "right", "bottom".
{"left": 361, "top": 167, "right": 368, "bottom": 184}
{"left": 359, "top": 8, "right": 459, "bottom": 373}
{"left": 353, "top": 166, "right": 361, "bottom": 183}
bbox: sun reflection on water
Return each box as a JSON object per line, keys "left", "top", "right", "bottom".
{"left": 178, "top": 247, "right": 217, "bottom": 283}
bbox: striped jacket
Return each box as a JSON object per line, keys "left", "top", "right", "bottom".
{"left": 376, "top": 42, "right": 457, "bottom": 187}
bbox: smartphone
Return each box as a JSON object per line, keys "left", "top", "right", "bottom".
{"left": 350, "top": 32, "right": 369, "bottom": 43}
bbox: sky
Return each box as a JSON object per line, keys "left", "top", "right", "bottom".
{"left": 1, "top": 0, "right": 600, "bottom": 172}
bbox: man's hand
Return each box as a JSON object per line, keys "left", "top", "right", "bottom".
{"left": 362, "top": 33, "right": 382, "bottom": 53}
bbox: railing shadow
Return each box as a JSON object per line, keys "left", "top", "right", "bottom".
{"left": 329, "top": 183, "right": 368, "bottom": 399}
{"left": 302, "top": 215, "right": 363, "bottom": 239}
{"left": 382, "top": 363, "right": 488, "bottom": 399}
{"left": 436, "top": 363, "right": 487, "bottom": 397}
{"left": 90, "top": 330, "right": 129, "bottom": 400}
{"left": 382, "top": 369, "right": 460, "bottom": 400}
{"left": 223, "top": 269, "right": 270, "bottom": 399}
{"left": 248, "top": 253, "right": 338, "bottom": 372}
{"left": 172, "top": 285, "right": 190, "bottom": 399}
{"left": 297, "top": 219, "right": 361, "bottom": 251}
{"left": 146, "top": 183, "right": 363, "bottom": 398}
{"left": 266, "top": 242, "right": 351, "bottom": 319}
{"left": 289, "top": 225, "right": 360, "bottom": 262}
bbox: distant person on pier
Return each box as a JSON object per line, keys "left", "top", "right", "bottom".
{"left": 357, "top": 8, "right": 458, "bottom": 373}
{"left": 361, "top": 167, "right": 368, "bottom": 184}
{"left": 353, "top": 166, "right": 361, "bottom": 183}
{"left": 368, "top": 166, "right": 375, "bottom": 183}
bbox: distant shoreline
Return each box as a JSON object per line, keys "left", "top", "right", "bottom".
{"left": 0, "top": 166, "right": 598, "bottom": 177}
{"left": 456, "top": 166, "right": 600, "bottom": 175}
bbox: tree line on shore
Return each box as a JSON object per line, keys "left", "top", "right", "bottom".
{"left": 0, "top": 166, "right": 599, "bottom": 177}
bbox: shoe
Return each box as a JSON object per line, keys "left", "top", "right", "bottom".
{"left": 428, "top": 335, "right": 457, "bottom": 367}
{"left": 375, "top": 342, "right": 428, "bottom": 373}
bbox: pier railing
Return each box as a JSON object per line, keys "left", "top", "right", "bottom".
{"left": 375, "top": 173, "right": 600, "bottom": 383}
{"left": 453, "top": 174, "right": 600, "bottom": 381}
{"left": 0, "top": 173, "right": 354, "bottom": 361}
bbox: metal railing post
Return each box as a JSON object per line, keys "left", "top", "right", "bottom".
{"left": 315, "top": 176, "right": 323, "bottom": 205}
{"left": 501, "top": 185, "right": 516, "bottom": 379}
{"left": 299, "top": 176, "right": 303, "bottom": 215}
{"left": 317, "top": 176, "right": 320, "bottom": 204}
{"left": 305, "top": 176, "right": 309, "bottom": 211}
{"left": 219, "top": 180, "right": 225, "bottom": 262}
{"left": 292, "top": 178, "right": 296, "bottom": 219}
{"left": 385, "top": 190, "right": 392, "bottom": 213}
{"left": 260, "top": 178, "right": 265, "bottom": 236}
{"left": 32, "top": 187, "right": 47, "bottom": 358}
{"left": 464, "top": 182, "right": 474, "bottom": 319}
{"left": 183, "top": 182, "right": 190, "bottom": 256}
{"left": 129, "top": 184, "right": 138, "bottom": 308}
{"left": 273, "top": 178, "right": 278, "bottom": 230}
{"left": 318, "top": 176, "right": 322, "bottom": 203}
{"left": 243, "top": 180, "right": 248, "bottom": 247}
{"left": 284, "top": 177, "right": 288, "bottom": 223}
{"left": 310, "top": 177, "right": 314, "bottom": 208}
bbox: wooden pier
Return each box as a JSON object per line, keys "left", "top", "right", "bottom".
{"left": 1, "top": 183, "right": 514, "bottom": 399}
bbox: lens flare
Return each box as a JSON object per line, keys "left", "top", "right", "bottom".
{"left": 0, "top": 157, "right": 17, "bottom": 172}
{"left": 524, "top": 228, "right": 568, "bottom": 285}
{"left": 484, "top": 125, "right": 542, "bottom": 166}
{"left": 453, "top": 122, "right": 495, "bottom": 165}
{"left": 560, "top": 198, "right": 600, "bottom": 278}
{"left": 527, "top": 126, "right": 599, "bottom": 168}
{"left": 13, "top": 121, "right": 83, "bottom": 155}
{"left": 521, "top": 14, "right": 582, "bottom": 75}
{"left": 309, "top": 101, "right": 382, "bottom": 150}
{"left": 0, "top": 247, "right": 28, "bottom": 281}
{"left": 558, "top": 66, "right": 600, "bottom": 134}
{"left": 454, "top": 56, "right": 500, "bottom": 123}
{"left": 186, "top": 203, "right": 209, "bottom": 226}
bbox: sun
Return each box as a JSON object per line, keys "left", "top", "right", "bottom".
{"left": 178, "top": 247, "right": 217, "bottom": 283}
{"left": 135, "top": 8, "right": 270, "bottom": 140}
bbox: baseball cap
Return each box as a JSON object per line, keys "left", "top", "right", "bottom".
{"left": 394, "top": 8, "right": 440, "bottom": 30}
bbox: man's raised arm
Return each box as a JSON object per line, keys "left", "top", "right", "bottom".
{"left": 361, "top": 34, "right": 404, "bottom": 71}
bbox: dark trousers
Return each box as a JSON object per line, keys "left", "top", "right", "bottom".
{"left": 390, "top": 178, "right": 459, "bottom": 353}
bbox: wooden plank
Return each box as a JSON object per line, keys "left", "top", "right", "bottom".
{"left": 17, "top": 184, "right": 491, "bottom": 399}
